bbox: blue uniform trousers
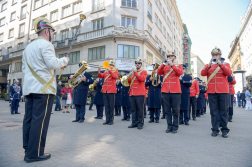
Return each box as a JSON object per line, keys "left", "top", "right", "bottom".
{"left": 54, "top": 95, "right": 62, "bottom": 111}
{"left": 96, "top": 105, "right": 104, "bottom": 118}
{"left": 115, "top": 105, "right": 121, "bottom": 116}
{"left": 149, "top": 108, "right": 160, "bottom": 121}
{"left": 123, "top": 107, "right": 131, "bottom": 120}
{"left": 11, "top": 99, "right": 20, "bottom": 114}
{"left": 179, "top": 110, "right": 189, "bottom": 123}
{"left": 75, "top": 105, "right": 86, "bottom": 121}
{"left": 89, "top": 95, "right": 94, "bottom": 110}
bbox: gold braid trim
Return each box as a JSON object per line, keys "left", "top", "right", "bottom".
{"left": 206, "top": 66, "right": 220, "bottom": 89}
{"left": 161, "top": 68, "right": 173, "bottom": 87}
{"left": 24, "top": 51, "right": 56, "bottom": 93}
{"left": 129, "top": 70, "right": 143, "bottom": 90}
{"left": 104, "top": 74, "right": 111, "bottom": 82}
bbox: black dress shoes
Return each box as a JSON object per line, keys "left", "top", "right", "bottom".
{"left": 72, "top": 119, "right": 79, "bottom": 122}
{"left": 94, "top": 116, "right": 99, "bottom": 119}
{"left": 229, "top": 120, "right": 233, "bottom": 122}
{"left": 98, "top": 117, "right": 103, "bottom": 119}
{"left": 222, "top": 133, "right": 228, "bottom": 138}
{"left": 193, "top": 118, "right": 196, "bottom": 121}
{"left": 15, "top": 112, "right": 21, "bottom": 114}
{"left": 128, "top": 124, "right": 137, "bottom": 128}
{"left": 11, "top": 113, "right": 15, "bottom": 115}
{"left": 137, "top": 125, "right": 143, "bottom": 129}
{"left": 172, "top": 130, "right": 178, "bottom": 134}
{"left": 211, "top": 132, "right": 219, "bottom": 137}
{"left": 126, "top": 119, "right": 130, "bottom": 121}
{"left": 103, "top": 122, "right": 109, "bottom": 125}
{"left": 166, "top": 129, "right": 172, "bottom": 133}
{"left": 179, "top": 122, "right": 184, "bottom": 125}
{"left": 122, "top": 118, "right": 127, "bottom": 121}
{"left": 161, "top": 116, "right": 165, "bottom": 119}
{"left": 185, "top": 122, "right": 189, "bottom": 125}
{"left": 155, "top": 120, "right": 159, "bottom": 123}
{"left": 108, "top": 122, "right": 113, "bottom": 125}
{"left": 148, "top": 120, "right": 154, "bottom": 123}
{"left": 25, "top": 153, "right": 51, "bottom": 163}
{"left": 79, "top": 120, "right": 84, "bottom": 123}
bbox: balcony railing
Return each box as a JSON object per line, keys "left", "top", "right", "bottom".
{"left": 92, "top": 2, "right": 105, "bottom": 12}
{"left": 57, "top": 40, "right": 65, "bottom": 48}
{"left": 147, "top": 11, "right": 152, "bottom": 20}
{"left": 2, "top": 54, "right": 9, "bottom": 60}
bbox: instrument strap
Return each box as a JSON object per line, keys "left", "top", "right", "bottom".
{"left": 129, "top": 70, "right": 143, "bottom": 90}
{"left": 24, "top": 50, "right": 56, "bottom": 93}
{"left": 104, "top": 73, "right": 111, "bottom": 82}
{"left": 162, "top": 67, "right": 174, "bottom": 87}
{"left": 206, "top": 66, "right": 220, "bottom": 89}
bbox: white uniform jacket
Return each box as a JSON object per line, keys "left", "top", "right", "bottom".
{"left": 22, "top": 36, "right": 68, "bottom": 95}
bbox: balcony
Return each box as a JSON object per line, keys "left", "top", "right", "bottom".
{"left": 57, "top": 40, "right": 65, "bottom": 48}
{"left": 147, "top": 11, "right": 152, "bottom": 21}
{"left": 2, "top": 54, "right": 9, "bottom": 60}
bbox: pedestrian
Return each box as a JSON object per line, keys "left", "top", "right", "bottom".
{"left": 98, "top": 60, "right": 118, "bottom": 125}
{"left": 54, "top": 81, "right": 62, "bottom": 111}
{"left": 71, "top": 62, "right": 93, "bottom": 123}
{"left": 240, "top": 90, "right": 246, "bottom": 108}
{"left": 121, "top": 72, "right": 131, "bottom": 121}
{"left": 22, "top": 17, "right": 69, "bottom": 162}
{"left": 10, "top": 79, "right": 23, "bottom": 115}
{"left": 145, "top": 65, "right": 163, "bottom": 124}
{"left": 60, "top": 83, "right": 73, "bottom": 113}
{"left": 179, "top": 65, "right": 192, "bottom": 125}
{"left": 196, "top": 79, "right": 206, "bottom": 117}
{"left": 233, "top": 96, "right": 236, "bottom": 106}
{"left": 127, "top": 57, "right": 147, "bottom": 130}
{"left": 157, "top": 51, "right": 183, "bottom": 134}
{"left": 245, "top": 87, "right": 252, "bottom": 110}
{"left": 115, "top": 79, "right": 122, "bottom": 116}
{"left": 229, "top": 74, "right": 236, "bottom": 122}
{"left": 94, "top": 78, "right": 104, "bottom": 119}
{"left": 201, "top": 46, "right": 232, "bottom": 138}
{"left": 236, "top": 91, "right": 241, "bottom": 107}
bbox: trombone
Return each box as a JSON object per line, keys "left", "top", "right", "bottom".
{"left": 88, "top": 61, "right": 118, "bottom": 72}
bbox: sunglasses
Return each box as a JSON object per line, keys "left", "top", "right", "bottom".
{"left": 135, "top": 62, "right": 142, "bottom": 65}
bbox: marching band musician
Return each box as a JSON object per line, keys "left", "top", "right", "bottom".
{"left": 145, "top": 65, "right": 163, "bottom": 123}
{"left": 98, "top": 60, "right": 118, "bottom": 125}
{"left": 189, "top": 76, "right": 199, "bottom": 121}
{"left": 94, "top": 78, "right": 104, "bottom": 119}
{"left": 115, "top": 78, "right": 122, "bottom": 116}
{"left": 202, "top": 82, "right": 207, "bottom": 114}
{"left": 71, "top": 62, "right": 94, "bottom": 123}
{"left": 128, "top": 58, "right": 147, "bottom": 129}
{"left": 22, "top": 17, "right": 69, "bottom": 162}
{"left": 121, "top": 72, "right": 131, "bottom": 121}
{"left": 196, "top": 80, "right": 206, "bottom": 117}
{"left": 179, "top": 65, "right": 192, "bottom": 125}
{"left": 201, "top": 82, "right": 206, "bottom": 115}
{"left": 10, "top": 79, "right": 23, "bottom": 115}
{"left": 144, "top": 86, "right": 149, "bottom": 118}
{"left": 229, "top": 72, "right": 236, "bottom": 122}
{"left": 157, "top": 51, "right": 183, "bottom": 134}
{"left": 201, "top": 47, "right": 232, "bottom": 138}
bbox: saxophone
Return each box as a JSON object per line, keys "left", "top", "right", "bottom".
{"left": 151, "top": 63, "right": 160, "bottom": 87}
{"left": 121, "top": 71, "right": 134, "bottom": 87}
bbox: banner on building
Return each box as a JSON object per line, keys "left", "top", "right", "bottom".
{"left": 115, "top": 60, "right": 135, "bottom": 71}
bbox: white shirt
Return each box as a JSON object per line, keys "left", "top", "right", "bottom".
{"left": 22, "top": 37, "right": 68, "bottom": 95}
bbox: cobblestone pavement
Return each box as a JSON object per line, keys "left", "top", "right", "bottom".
{"left": 0, "top": 100, "right": 252, "bottom": 167}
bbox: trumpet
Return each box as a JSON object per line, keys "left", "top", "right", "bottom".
{"left": 163, "top": 59, "right": 168, "bottom": 65}
{"left": 212, "top": 57, "right": 218, "bottom": 64}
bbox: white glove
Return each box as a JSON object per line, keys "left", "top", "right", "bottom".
{"left": 10, "top": 98, "right": 13, "bottom": 100}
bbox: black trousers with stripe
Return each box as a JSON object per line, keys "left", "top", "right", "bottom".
{"left": 103, "top": 93, "right": 115, "bottom": 123}
{"left": 23, "top": 94, "right": 54, "bottom": 158}
{"left": 130, "top": 96, "right": 145, "bottom": 127}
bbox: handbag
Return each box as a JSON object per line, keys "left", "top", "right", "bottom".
{"left": 62, "top": 88, "right": 68, "bottom": 99}
{"left": 66, "top": 93, "right": 72, "bottom": 104}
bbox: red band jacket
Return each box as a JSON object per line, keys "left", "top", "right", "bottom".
{"left": 129, "top": 70, "right": 147, "bottom": 96}
{"left": 229, "top": 76, "right": 236, "bottom": 95}
{"left": 98, "top": 70, "right": 118, "bottom": 93}
{"left": 190, "top": 80, "right": 199, "bottom": 97}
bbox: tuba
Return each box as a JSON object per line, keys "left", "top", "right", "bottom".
{"left": 68, "top": 61, "right": 90, "bottom": 88}
{"left": 121, "top": 71, "right": 134, "bottom": 87}
{"left": 103, "top": 61, "right": 118, "bottom": 72}
{"left": 151, "top": 63, "right": 160, "bottom": 87}
{"left": 89, "top": 79, "right": 98, "bottom": 91}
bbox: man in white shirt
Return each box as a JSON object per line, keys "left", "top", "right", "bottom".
{"left": 22, "top": 17, "right": 69, "bottom": 163}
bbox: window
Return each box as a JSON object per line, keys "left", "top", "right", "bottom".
{"left": 0, "top": 70, "right": 6, "bottom": 77}
{"left": 1, "top": 2, "right": 7, "bottom": 12}
{"left": 191, "top": 69, "right": 194, "bottom": 73}
{"left": 10, "top": 12, "right": 16, "bottom": 21}
{"left": 163, "top": 9, "right": 166, "bottom": 18}
{"left": 19, "top": 24, "right": 25, "bottom": 37}
{"left": 14, "top": 62, "right": 22, "bottom": 72}
{"left": 155, "top": 15, "right": 158, "bottom": 25}
{"left": 146, "top": 51, "right": 153, "bottom": 64}
{"left": 50, "top": 10, "right": 58, "bottom": 22}
{"left": 12, "top": 0, "right": 17, "bottom": 4}
{"left": 62, "top": 6, "right": 70, "bottom": 18}
{"left": 9, "top": 29, "right": 14, "bottom": 38}
{"left": 121, "top": 17, "right": 137, "bottom": 28}
{"left": 191, "top": 61, "right": 194, "bottom": 65}
{"left": 17, "top": 43, "right": 24, "bottom": 50}
{"left": 42, "top": 0, "right": 48, "bottom": 5}
{"left": 158, "top": 19, "right": 162, "bottom": 31}
{"left": 147, "top": 2, "right": 152, "bottom": 20}
{"left": 147, "top": 26, "right": 152, "bottom": 35}
{"left": 32, "top": 15, "right": 47, "bottom": 29}
{"left": 118, "top": 45, "right": 139, "bottom": 59}
{"left": 59, "top": 51, "right": 80, "bottom": 64}
{"left": 21, "top": 5, "right": 27, "bottom": 19}
{"left": 0, "top": 17, "right": 5, "bottom": 26}
{"left": 7, "top": 47, "right": 12, "bottom": 54}
{"left": 158, "top": 0, "right": 162, "bottom": 11}
{"left": 163, "top": 27, "right": 166, "bottom": 37}
{"left": 88, "top": 46, "right": 105, "bottom": 61}
{"left": 34, "top": 0, "right": 48, "bottom": 9}
{"left": 71, "top": 27, "right": 80, "bottom": 38}
{"left": 73, "top": 1, "right": 82, "bottom": 14}
{"left": 0, "top": 33, "right": 3, "bottom": 41}
{"left": 92, "top": 18, "right": 104, "bottom": 30}
{"left": 52, "top": 33, "right": 57, "bottom": 41}
{"left": 93, "top": 0, "right": 105, "bottom": 12}
{"left": 61, "top": 29, "right": 69, "bottom": 41}
{"left": 122, "top": 0, "right": 137, "bottom": 9}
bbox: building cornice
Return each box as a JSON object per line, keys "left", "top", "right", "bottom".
{"left": 228, "top": 37, "right": 239, "bottom": 59}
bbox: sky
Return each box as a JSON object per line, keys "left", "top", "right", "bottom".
{"left": 176, "top": 0, "right": 250, "bottom": 64}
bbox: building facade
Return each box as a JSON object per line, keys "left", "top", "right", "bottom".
{"left": 190, "top": 53, "right": 206, "bottom": 82}
{"left": 182, "top": 23, "right": 191, "bottom": 73}
{"left": 0, "top": 0, "right": 184, "bottom": 95}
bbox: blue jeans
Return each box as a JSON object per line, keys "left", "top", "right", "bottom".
{"left": 54, "top": 95, "right": 62, "bottom": 111}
